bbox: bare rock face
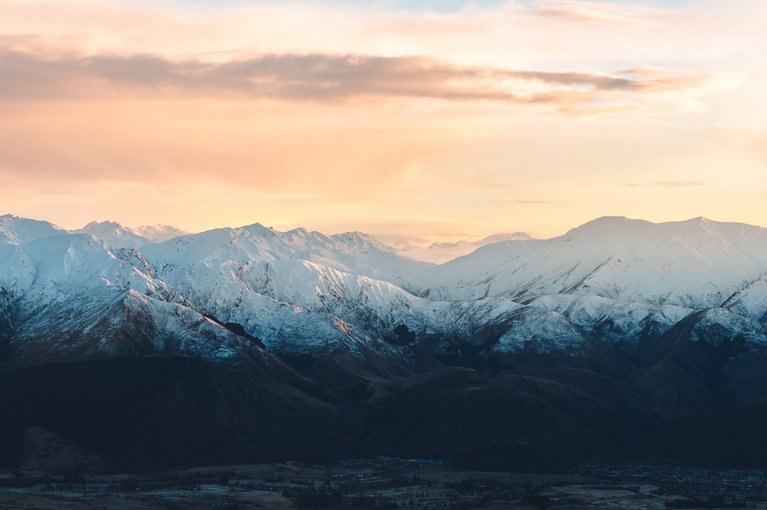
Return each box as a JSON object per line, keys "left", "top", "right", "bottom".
{"left": 22, "top": 426, "right": 104, "bottom": 472}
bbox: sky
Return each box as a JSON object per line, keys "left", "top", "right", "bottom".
{"left": 0, "top": 0, "right": 765, "bottom": 243}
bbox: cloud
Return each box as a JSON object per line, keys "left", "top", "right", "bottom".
{"left": 624, "top": 181, "right": 705, "bottom": 187}
{"left": 529, "top": 4, "right": 661, "bottom": 25}
{"left": 0, "top": 46, "right": 727, "bottom": 114}
{"left": 486, "top": 199, "right": 565, "bottom": 205}
{"left": 513, "top": 199, "right": 565, "bottom": 205}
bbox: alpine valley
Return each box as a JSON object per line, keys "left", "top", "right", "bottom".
{"left": 3, "top": 213, "right": 767, "bottom": 471}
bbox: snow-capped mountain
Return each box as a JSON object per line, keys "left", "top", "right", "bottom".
{"left": 2, "top": 214, "right": 767, "bottom": 370}
{"left": 129, "top": 224, "right": 187, "bottom": 244}
{"left": 400, "top": 232, "right": 534, "bottom": 264}
{"left": 0, "top": 214, "right": 67, "bottom": 245}
{"left": 722, "top": 274, "right": 767, "bottom": 325}
{"left": 5, "top": 213, "right": 767, "bottom": 473}
{"left": 138, "top": 223, "right": 438, "bottom": 356}
{"left": 1, "top": 215, "right": 186, "bottom": 250}
{"left": 0, "top": 229, "right": 260, "bottom": 367}
{"left": 75, "top": 221, "right": 153, "bottom": 249}
{"left": 136, "top": 222, "right": 580, "bottom": 355}
{"left": 413, "top": 217, "right": 767, "bottom": 308}
{"left": 76, "top": 221, "right": 186, "bottom": 248}
{"left": 141, "top": 223, "right": 432, "bottom": 287}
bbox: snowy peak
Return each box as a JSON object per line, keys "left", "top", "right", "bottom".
{"left": 414, "top": 216, "right": 767, "bottom": 309}
{"left": 3, "top": 213, "right": 767, "bottom": 369}
{"left": 476, "top": 232, "right": 534, "bottom": 245}
{"left": 402, "top": 232, "right": 536, "bottom": 264}
{"left": 548, "top": 216, "right": 767, "bottom": 260}
{"left": 561, "top": 216, "right": 767, "bottom": 245}
{"left": 240, "top": 222, "right": 280, "bottom": 238}
{"left": 128, "top": 224, "right": 187, "bottom": 244}
{"left": 430, "top": 232, "right": 534, "bottom": 250}
{"left": 143, "top": 222, "right": 431, "bottom": 284}
{"left": 0, "top": 214, "right": 67, "bottom": 245}
{"left": 561, "top": 216, "right": 651, "bottom": 241}
{"left": 330, "top": 231, "right": 396, "bottom": 253}
{"left": 17, "top": 232, "right": 163, "bottom": 298}
{"left": 76, "top": 221, "right": 151, "bottom": 249}
{"left": 76, "top": 221, "right": 186, "bottom": 248}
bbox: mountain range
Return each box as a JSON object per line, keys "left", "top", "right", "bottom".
{"left": 398, "top": 232, "right": 535, "bottom": 263}
{"left": 2, "top": 212, "right": 767, "bottom": 471}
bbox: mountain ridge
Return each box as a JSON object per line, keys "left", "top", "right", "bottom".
{"left": 3, "top": 213, "right": 767, "bottom": 470}
{"left": 1, "top": 212, "right": 766, "bottom": 366}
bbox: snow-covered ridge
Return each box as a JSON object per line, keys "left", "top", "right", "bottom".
{"left": 141, "top": 222, "right": 432, "bottom": 286}
{"left": 0, "top": 215, "right": 187, "bottom": 249}
{"left": 413, "top": 216, "right": 767, "bottom": 309}
{"left": 0, "top": 228, "right": 249, "bottom": 366}
{"left": 0, "top": 214, "right": 67, "bottom": 245}
{"left": 400, "top": 232, "right": 535, "bottom": 264}
{"left": 76, "top": 220, "right": 187, "bottom": 248}
{"left": 130, "top": 224, "right": 188, "bottom": 244}
{"left": 1, "top": 214, "right": 767, "bottom": 368}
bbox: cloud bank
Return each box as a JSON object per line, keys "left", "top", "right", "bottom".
{"left": 0, "top": 46, "right": 734, "bottom": 115}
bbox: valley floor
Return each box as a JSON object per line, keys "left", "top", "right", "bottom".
{"left": 0, "top": 459, "right": 765, "bottom": 509}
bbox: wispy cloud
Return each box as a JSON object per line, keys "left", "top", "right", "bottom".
{"left": 624, "top": 181, "right": 705, "bottom": 187}
{"left": 486, "top": 198, "right": 565, "bottom": 205}
{"left": 528, "top": 0, "right": 667, "bottom": 26}
{"left": 0, "top": 47, "right": 727, "bottom": 114}
{"left": 513, "top": 199, "right": 566, "bottom": 205}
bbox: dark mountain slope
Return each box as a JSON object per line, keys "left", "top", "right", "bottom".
{"left": 0, "top": 356, "right": 340, "bottom": 469}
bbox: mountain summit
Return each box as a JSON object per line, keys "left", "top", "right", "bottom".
{"left": 401, "top": 232, "right": 535, "bottom": 263}
{"left": 76, "top": 221, "right": 186, "bottom": 248}
{"left": 3, "top": 214, "right": 767, "bottom": 470}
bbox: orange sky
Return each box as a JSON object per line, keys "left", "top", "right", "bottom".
{"left": 0, "top": 0, "right": 765, "bottom": 242}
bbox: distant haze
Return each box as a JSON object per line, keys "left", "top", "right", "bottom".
{"left": 399, "top": 232, "right": 535, "bottom": 263}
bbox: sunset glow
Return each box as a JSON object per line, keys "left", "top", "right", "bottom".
{"left": 1, "top": 0, "right": 765, "bottom": 242}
